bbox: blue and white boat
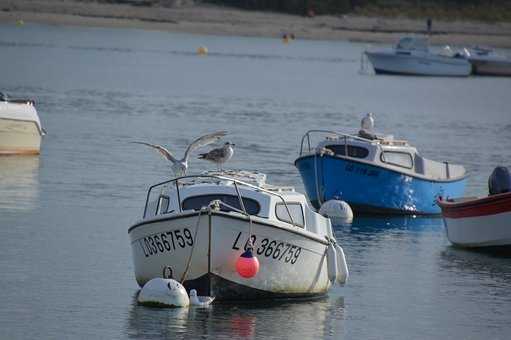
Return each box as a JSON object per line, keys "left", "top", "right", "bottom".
{"left": 294, "top": 118, "right": 468, "bottom": 215}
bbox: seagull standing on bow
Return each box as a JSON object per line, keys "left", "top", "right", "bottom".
{"left": 132, "top": 131, "right": 227, "bottom": 177}
{"left": 198, "top": 142, "right": 235, "bottom": 170}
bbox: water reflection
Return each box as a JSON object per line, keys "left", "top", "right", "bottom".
{"left": 440, "top": 246, "right": 511, "bottom": 275}
{"left": 0, "top": 156, "right": 40, "bottom": 211}
{"left": 126, "top": 293, "right": 345, "bottom": 339}
{"left": 336, "top": 215, "right": 444, "bottom": 234}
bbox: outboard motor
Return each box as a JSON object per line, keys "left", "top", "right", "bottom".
{"left": 488, "top": 166, "right": 511, "bottom": 195}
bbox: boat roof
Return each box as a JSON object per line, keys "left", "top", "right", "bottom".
{"left": 318, "top": 130, "right": 412, "bottom": 149}
{"left": 154, "top": 170, "right": 301, "bottom": 200}
{"left": 0, "top": 99, "right": 42, "bottom": 132}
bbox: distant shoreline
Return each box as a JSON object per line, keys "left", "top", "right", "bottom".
{"left": 1, "top": 1, "right": 511, "bottom": 48}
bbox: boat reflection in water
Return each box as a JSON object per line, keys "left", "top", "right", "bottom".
{"left": 341, "top": 215, "right": 444, "bottom": 233}
{"left": 0, "top": 156, "right": 40, "bottom": 211}
{"left": 125, "top": 293, "right": 345, "bottom": 339}
{"left": 439, "top": 245, "right": 511, "bottom": 295}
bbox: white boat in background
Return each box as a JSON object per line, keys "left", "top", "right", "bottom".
{"left": 0, "top": 92, "right": 44, "bottom": 155}
{"left": 128, "top": 170, "right": 348, "bottom": 301}
{"left": 437, "top": 167, "right": 511, "bottom": 248}
{"left": 364, "top": 36, "right": 471, "bottom": 76}
{"left": 461, "top": 46, "right": 511, "bottom": 76}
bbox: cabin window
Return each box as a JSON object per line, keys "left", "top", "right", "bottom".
{"left": 325, "top": 145, "right": 369, "bottom": 159}
{"left": 182, "top": 194, "right": 260, "bottom": 215}
{"left": 155, "top": 195, "right": 170, "bottom": 215}
{"left": 381, "top": 151, "right": 413, "bottom": 169}
{"left": 275, "top": 203, "right": 305, "bottom": 227}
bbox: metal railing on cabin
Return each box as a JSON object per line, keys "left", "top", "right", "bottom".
{"left": 143, "top": 174, "right": 297, "bottom": 227}
{"left": 299, "top": 129, "right": 381, "bottom": 157}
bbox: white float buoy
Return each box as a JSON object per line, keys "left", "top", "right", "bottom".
{"left": 137, "top": 278, "right": 189, "bottom": 308}
{"left": 319, "top": 199, "right": 353, "bottom": 225}
{"left": 189, "top": 289, "right": 215, "bottom": 307}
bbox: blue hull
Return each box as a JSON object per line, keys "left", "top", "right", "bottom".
{"left": 295, "top": 155, "right": 467, "bottom": 215}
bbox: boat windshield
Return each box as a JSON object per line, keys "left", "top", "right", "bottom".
{"left": 325, "top": 144, "right": 369, "bottom": 159}
{"left": 182, "top": 194, "right": 261, "bottom": 215}
{"left": 396, "top": 37, "right": 428, "bottom": 52}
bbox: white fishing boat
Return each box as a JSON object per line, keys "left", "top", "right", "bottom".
{"left": 461, "top": 46, "right": 511, "bottom": 76}
{"left": 0, "top": 93, "right": 44, "bottom": 155}
{"left": 364, "top": 36, "right": 471, "bottom": 76}
{"left": 128, "top": 170, "right": 348, "bottom": 301}
{"left": 437, "top": 167, "right": 511, "bottom": 248}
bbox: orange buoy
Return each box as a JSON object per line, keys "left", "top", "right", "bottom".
{"left": 236, "top": 249, "right": 259, "bottom": 278}
{"left": 197, "top": 46, "right": 208, "bottom": 56}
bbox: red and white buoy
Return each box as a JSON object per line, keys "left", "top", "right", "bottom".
{"left": 236, "top": 249, "right": 259, "bottom": 278}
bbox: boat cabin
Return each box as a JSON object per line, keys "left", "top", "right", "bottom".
{"left": 395, "top": 36, "right": 429, "bottom": 54}
{"left": 142, "top": 171, "right": 333, "bottom": 238}
{"left": 300, "top": 130, "right": 466, "bottom": 181}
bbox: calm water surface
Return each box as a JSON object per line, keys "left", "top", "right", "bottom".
{"left": 1, "top": 23, "right": 510, "bottom": 339}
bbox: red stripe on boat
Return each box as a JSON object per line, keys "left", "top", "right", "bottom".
{"left": 437, "top": 192, "right": 511, "bottom": 218}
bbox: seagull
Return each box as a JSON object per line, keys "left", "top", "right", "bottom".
{"left": 189, "top": 289, "right": 215, "bottom": 306}
{"left": 198, "top": 142, "right": 235, "bottom": 170}
{"left": 132, "top": 131, "right": 227, "bottom": 177}
{"left": 361, "top": 113, "right": 374, "bottom": 131}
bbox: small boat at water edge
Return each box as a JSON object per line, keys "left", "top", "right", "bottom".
{"left": 0, "top": 92, "right": 44, "bottom": 155}
{"left": 128, "top": 170, "right": 348, "bottom": 301}
{"left": 461, "top": 46, "right": 511, "bottom": 76}
{"left": 294, "top": 114, "right": 467, "bottom": 215}
{"left": 437, "top": 167, "right": 511, "bottom": 248}
{"left": 364, "top": 36, "right": 471, "bottom": 76}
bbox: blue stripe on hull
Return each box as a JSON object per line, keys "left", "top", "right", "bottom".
{"left": 295, "top": 155, "right": 466, "bottom": 215}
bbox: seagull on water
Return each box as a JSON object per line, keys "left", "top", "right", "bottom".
{"left": 189, "top": 289, "right": 215, "bottom": 306}
{"left": 198, "top": 141, "right": 235, "bottom": 170}
{"left": 132, "top": 131, "right": 227, "bottom": 177}
{"left": 361, "top": 112, "right": 374, "bottom": 131}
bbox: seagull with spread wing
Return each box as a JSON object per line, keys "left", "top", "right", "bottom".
{"left": 132, "top": 131, "right": 227, "bottom": 177}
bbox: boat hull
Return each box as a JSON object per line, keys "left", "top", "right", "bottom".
{"left": 438, "top": 192, "right": 511, "bottom": 247}
{"left": 0, "top": 118, "right": 42, "bottom": 155}
{"left": 295, "top": 155, "right": 466, "bottom": 215}
{"left": 469, "top": 59, "right": 511, "bottom": 76}
{"left": 365, "top": 51, "right": 471, "bottom": 76}
{"left": 128, "top": 211, "right": 333, "bottom": 300}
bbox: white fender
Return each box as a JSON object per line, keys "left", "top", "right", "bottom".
{"left": 326, "top": 242, "right": 338, "bottom": 284}
{"left": 335, "top": 244, "right": 349, "bottom": 284}
{"left": 138, "top": 278, "right": 190, "bottom": 307}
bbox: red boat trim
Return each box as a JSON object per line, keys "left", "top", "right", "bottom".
{"left": 437, "top": 192, "right": 511, "bottom": 218}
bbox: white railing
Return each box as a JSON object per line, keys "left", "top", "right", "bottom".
{"left": 143, "top": 174, "right": 297, "bottom": 227}
{"left": 299, "top": 129, "right": 380, "bottom": 156}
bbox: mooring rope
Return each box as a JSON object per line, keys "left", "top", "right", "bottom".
{"left": 180, "top": 208, "right": 205, "bottom": 284}
{"left": 211, "top": 199, "right": 254, "bottom": 250}
{"left": 314, "top": 151, "right": 323, "bottom": 206}
{"left": 179, "top": 198, "right": 254, "bottom": 284}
